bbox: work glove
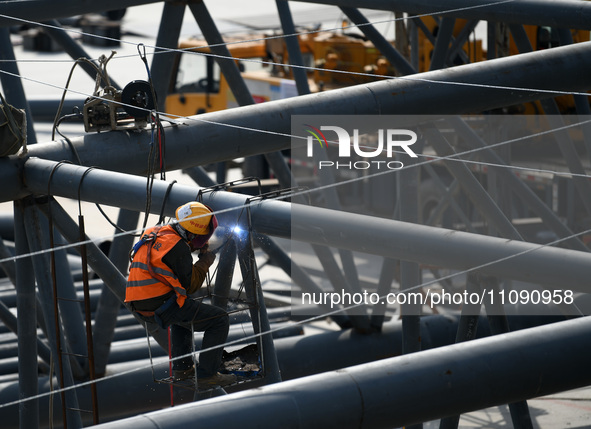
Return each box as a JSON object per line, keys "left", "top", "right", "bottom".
{"left": 189, "top": 250, "right": 215, "bottom": 294}
{"left": 197, "top": 249, "right": 216, "bottom": 267}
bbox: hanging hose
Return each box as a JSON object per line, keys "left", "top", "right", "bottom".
{"left": 77, "top": 168, "right": 100, "bottom": 424}
{"left": 47, "top": 163, "right": 69, "bottom": 429}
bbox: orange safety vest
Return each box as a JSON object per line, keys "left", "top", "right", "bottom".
{"left": 125, "top": 225, "right": 188, "bottom": 308}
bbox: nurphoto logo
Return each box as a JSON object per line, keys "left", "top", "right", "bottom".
{"left": 303, "top": 124, "right": 418, "bottom": 170}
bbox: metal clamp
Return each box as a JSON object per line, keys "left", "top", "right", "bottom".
{"left": 196, "top": 176, "right": 263, "bottom": 201}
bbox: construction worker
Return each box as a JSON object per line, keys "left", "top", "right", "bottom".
{"left": 126, "top": 201, "right": 236, "bottom": 388}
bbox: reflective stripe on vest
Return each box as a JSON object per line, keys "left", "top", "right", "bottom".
{"left": 125, "top": 225, "right": 187, "bottom": 308}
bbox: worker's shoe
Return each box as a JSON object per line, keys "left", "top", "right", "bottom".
{"left": 198, "top": 372, "right": 237, "bottom": 388}
{"left": 172, "top": 366, "right": 195, "bottom": 381}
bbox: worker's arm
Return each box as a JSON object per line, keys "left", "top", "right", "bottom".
{"left": 162, "top": 241, "right": 193, "bottom": 293}
{"left": 188, "top": 250, "right": 216, "bottom": 294}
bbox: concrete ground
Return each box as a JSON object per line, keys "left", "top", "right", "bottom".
{"left": 421, "top": 386, "right": 591, "bottom": 428}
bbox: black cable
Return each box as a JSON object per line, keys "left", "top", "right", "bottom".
{"left": 142, "top": 119, "right": 159, "bottom": 232}
{"left": 138, "top": 44, "right": 166, "bottom": 179}
{"left": 51, "top": 56, "right": 111, "bottom": 142}
{"left": 54, "top": 116, "right": 82, "bottom": 165}
{"left": 157, "top": 180, "right": 177, "bottom": 225}
{"left": 137, "top": 44, "right": 168, "bottom": 232}
{"left": 51, "top": 54, "right": 135, "bottom": 235}
{"left": 54, "top": 116, "right": 131, "bottom": 235}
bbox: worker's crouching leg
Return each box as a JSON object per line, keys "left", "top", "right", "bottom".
{"left": 195, "top": 304, "right": 230, "bottom": 378}
{"left": 172, "top": 299, "right": 230, "bottom": 378}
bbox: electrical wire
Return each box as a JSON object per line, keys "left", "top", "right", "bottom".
{"left": 0, "top": 0, "right": 516, "bottom": 62}
{"left": 0, "top": 23, "right": 589, "bottom": 150}
{"left": 49, "top": 55, "right": 135, "bottom": 235}
{"left": 1, "top": 110, "right": 591, "bottom": 268}
{"left": 0, "top": 0, "right": 590, "bottom": 410}
{"left": 0, "top": 218, "right": 589, "bottom": 411}
{"left": 1, "top": 43, "right": 588, "bottom": 237}
{"left": 0, "top": 120, "right": 590, "bottom": 403}
{"left": 7, "top": 60, "right": 586, "bottom": 188}
{"left": 6, "top": 44, "right": 586, "bottom": 187}
{"left": 4, "top": 0, "right": 591, "bottom": 100}
{"left": 0, "top": 1, "right": 586, "bottom": 298}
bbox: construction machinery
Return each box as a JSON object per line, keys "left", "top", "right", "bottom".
{"left": 165, "top": 17, "right": 589, "bottom": 118}
{"left": 165, "top": 27, "right": 406, "bottom": 116}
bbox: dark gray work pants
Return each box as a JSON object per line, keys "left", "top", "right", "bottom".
{"left": 169, "top": 299, "right": 229, "bottom": 377}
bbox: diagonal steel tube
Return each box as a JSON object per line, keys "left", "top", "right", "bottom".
{"left": 1, "top": 41, "right": 589, "bottom": 203}
{"left": 20, "top": 158, "right": 591, "bottom": 293}
{"left": 35, "top": 198, "right": 170, "bottom": 350}
{"left": 0, "top": 28, "right": 37, "bottom": 144}
{"left": 80, "top": 315, "right": 591, "bottom": 429}
{"left": 446, "top": 116, "right": 588, "bottom": 251}
{"left": 149, "top": 1, "right": 186, "bottom": 104}
{"left": 421, "top": 165, "right": 474, "bottom": 231}
{"left": 22, "top": 200, "right": 83, "bottom": 428}
{"left": 424, "top": 125, "right": 523, "bottom": 240}
{"left": 236, "top": 233, "right": 282, "bottom": 385}
{"left": 429, "top": 17, "right": 456, "bottom": 71}
{"left": 339, "top": 7, "right": 415, "bottom": 76}
{"left": 188, "top": 0, "right": 254, "bottom": 106}
{"left": 285, "top": 0, "right": 591, "bottom": 30}
{"left": 92, "top": 209, "right": 139, "bottom": 376}
{"left": 446, "top": 20, "right": 478, "bottom": 66}
{"left": 276, "top": 0, "right": 311, "bottom": 94}
{"left": 13, "top": 200, "right": 39, "bottom": 429}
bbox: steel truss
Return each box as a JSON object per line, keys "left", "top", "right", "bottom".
{"left": 0, "top": 1, "right": 590, "bottom": 428}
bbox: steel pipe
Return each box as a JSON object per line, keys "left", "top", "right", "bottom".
{"left": 211, "top": 238, "right": 237, "bottom": 310}
{"left": 0, "top": 28, "right": 37, "bottom": 144}
{"left": 425, "top": 126, "right": 522, "bottom": 240}
{"left": 340, "top": 7, "right": 415, "bottom": 76}
{"left": 286, "top": 0, "right": 591, "bottom": 30}
{"left": 89, "top": 315, "right": 591, "bottom": 429}
{"left": 276, "top": 0, "right": 312, "bottom": 95}
{"left": 150, "top": 1, "right": 185, "bottom": 104}
{"left": 0, "top": 314, "right": 463, "bottom": 427}
{"left": 92, "top": 209, "right": 139, "bottom": 376}
{"left": 236, "top": 234, "right": 282, "bottom": 384}
{"left": 445, "top": 116, "right": 588, "bottom": 251}
{"left": 429, "top": 17, "right": 456, "bottom": 71}
{"left": 22, "top": 200, "right": 82, "bottom": 428}
{"left": 189, "top": 1, "right": 255, "bottom": 107}
{"left": 3, "top": 41, "right": 591, "bottom": 202}
{"left": 13, "top": 200, "right": 39, "bottom": 429}
{"left": 51, "top": 232, "right": 89, "bottom": 376}
{"left": 0, "top": 238, "right": 16, "bottom": 285}
{"left": 19, "top": 158, "right": 591, "bottom": 294}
